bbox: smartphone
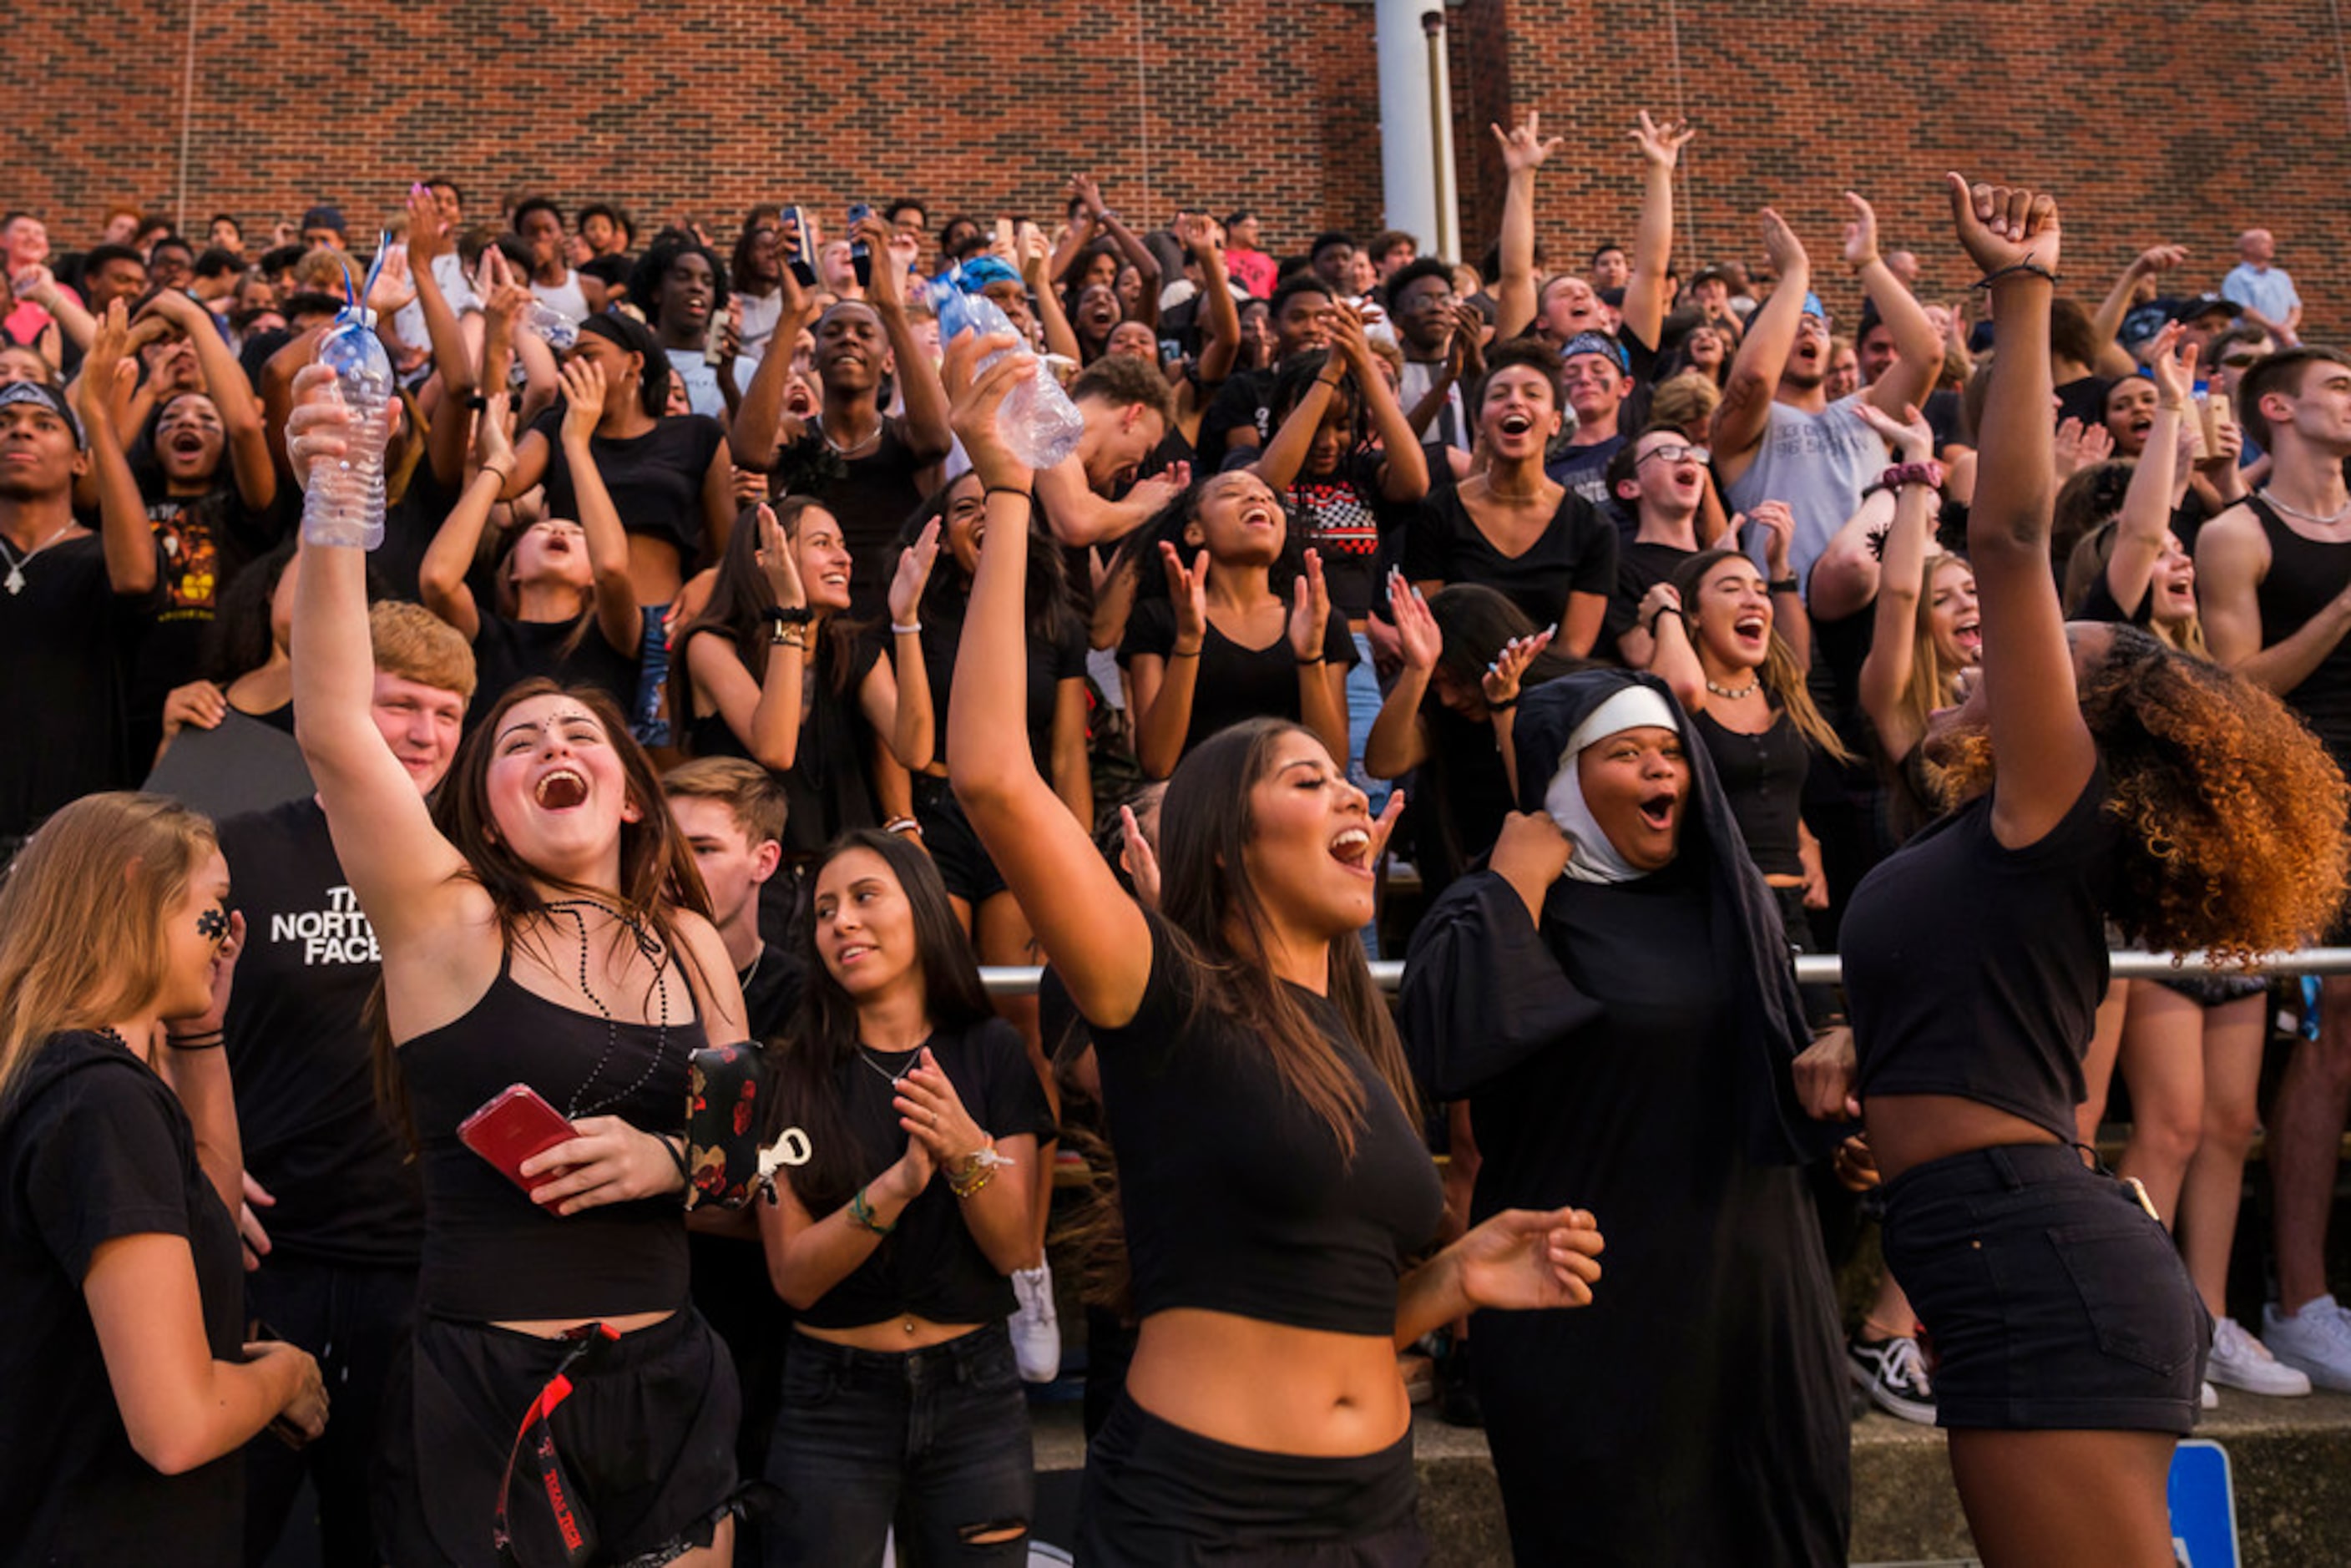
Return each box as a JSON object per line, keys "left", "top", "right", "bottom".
{"left": 993, "top": 217, "right": 1016, "bottom": 258}
{"left": 458, "top": 1083, "right": 577, "bottom": 1194}
{"left": 782, "top": 205, "right": 816, "bottom": 288}
{"left": 847, "top": 202, "right": 874, "bottom": 286}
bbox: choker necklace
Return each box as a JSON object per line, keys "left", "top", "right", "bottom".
{"left": 2258, "top": 487, "right": 2351, "bottom": 527}
{"left": 1705, "top": 675, "right": 1761, "bottom": 700}
{"left": 0, "top": 522, "right": 79, "bottom": 595}
{"left": 541, "top": 898, "right": 674, "bottom": 1120}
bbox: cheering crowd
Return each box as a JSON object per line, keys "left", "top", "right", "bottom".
{"left": 5, "top": 108, "right": 2351, "bottom": 1568}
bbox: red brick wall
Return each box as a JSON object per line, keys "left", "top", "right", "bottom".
{"left": 15, "top": 1, "right": 2347, "bottom": 333}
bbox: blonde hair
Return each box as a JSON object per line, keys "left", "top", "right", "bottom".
{"left": 2063, "top": 523, "right": 2210, "bottom": 659}
{"left": 1899, "top": 553, "right": 1970, "bottom": 746}
{"left": 1650, "top": 370, "right": 1722, "bottom": 436}
{"left": 371, "top": 600, "right": 478, "bottom": 700}
{"left": 663, "top": 756, "right": 789, "bottom": 848}
{"left": 0, "top": 794, "right": 216, "bottom": 1109}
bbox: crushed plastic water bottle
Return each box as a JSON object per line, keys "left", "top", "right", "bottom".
{"left": 301, "top": 237, "right": 397, "bottom": 549}
{"left": 930, "top": 268, "right": 1083, "bottom": 469}
{"left": 522, "top": 300, "right": 578, "bottom": 352}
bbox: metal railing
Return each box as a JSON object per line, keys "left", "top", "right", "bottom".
{"left": 979, "top": 948, "right": 2351, "bottom": 996}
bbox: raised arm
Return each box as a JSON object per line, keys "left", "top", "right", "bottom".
{"left": 1071, "top": 176, "right": 1162, "bottom": 330}
{"left": 1948, "top": 175, "right": 2097, "bottom": 846}
{"left": 1183, "top": 213, "right": 1242, "bottom": 388}
{"left": 1712, "top": 210, "right": 1810, "bottom": 475}
{"left": 1020, "top": 225, "right": 1083, "bottom": 365}
{"left": 1622, "top": 111, "right": 1695, "bottom": 352}
{"left": 2089, "top": 245, "right": 2188, "bottom": 378}
{"left": 1250, "top": 350, "right": 1347, "bottom": 492}
{"left": 730, "top": 266, "right": 816, "bottom": 471}
{"left": 1747, "top": 498, "right": 1811, "bottom": 669}
{"left": 680, "top": 504, "right": 809, "bottom": 771}
{"left": 554, "top": 364, "right": 645, "bottom": 657}
{"left": 144, "top": 288, "right": 277, "bottom": 514}
{"left": 73, "top": 305, "right": 157, "bottom": 595}
{"left": 1129, "top": 546, "right": 1210, "bottom": 781}
{"left": 2101, "top": 323, "right": 2193, "bottom": 617}
{"left": 285, "top": 364, "right": 473, "bottom": 948}
{"left": 404, "top": 183, "right": 478, "bottom": 488}
{"left": 1855, "top": 401, "right": 1941, "bottom": 766}
{"left": 1365, "top": 573, "right": 1437, "bottom": 778}
{"left": 1807, "top": 486, "right": 1897, "bottom": 622}
{"left": 943, "top": 331, "right": 1154, "bottom": 1026}
{"left": 1289, "top": 550, "right": 1351, "bottom": 765}
{"left": 873, "top": 524, "right": 943, "bottom": 771}
{"left": 1844, "top": 194, "right": 1944, "bottom": 418}
{"left": 414, "top": 397, "right": 508, "bottom": 640}
{"left": 859, "top": 215, "right": 951, "bottom": 461}
{"left": 1491, "top": 111, "right": 1564, "bottom": 342}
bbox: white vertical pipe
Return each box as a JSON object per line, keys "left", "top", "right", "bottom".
{"left": 1376, "top": 0, "right": 1438, "bottom": 255}
{"left": 1423, "top": 10, "right": 1458, "bottom": 261}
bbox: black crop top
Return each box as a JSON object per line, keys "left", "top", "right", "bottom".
{"left": 1081, "top": 914, "right": 1444, "bottom": 1337}
{"left": 1841, "top": 766, "right": 2122, "bottom": 1141}
{"left": 1691, "top": 706, "right": 1808, "bottom": 878}
{"left": 401, "top": 953, "right": 706, "bottom": 1321}
{"left": 795, "top": 1018, "right": 1054, "bottom": 1332}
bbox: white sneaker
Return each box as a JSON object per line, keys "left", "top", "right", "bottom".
{"left": 2201, "top": 1380, "right": 2218, "bottom": 1410}
{"left": 2209, "top": 1316, "right": 2312, "bottom": 1396}
{"left": 1847, "top": 1333, "right": 1936, "bottom": 1424}
{"left": 1009, "top": 1262, "right": 1060, "bottom": 1383}
{"left": 2262, "top": 1295, "right": 2351, "bottom": 1392}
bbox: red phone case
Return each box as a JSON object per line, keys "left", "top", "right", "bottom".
{"left": 458, "top": 1084, "right": 578, "bottom": 1194}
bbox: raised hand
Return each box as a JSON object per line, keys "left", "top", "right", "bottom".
{"left": 854, "top": 215, "right": 903, "bottom": 311}
{"left": 938, "top": 327, "right": 1038, "bottom": 492}
{"left": 1176, "top": 211, "right": 1220, "bottom": 258}
{"left": 1854, "top": 398, "right": 1934, "bottom": 464}
{"left": 1744, "top": 499, "right": 1797, "bottom": 577}
{"left": 1759, "top": 207, "right": 1808, "bottom": 280}
{"left": 475, "top": 389, "right": 516, "bottom": 477}
{"left": 1945, "top": 174, "right": 2062, "bottom": 279}
{"left": 1840, "top": 190, "right": 1881, "bottom": 272}
{"left": 2050, "top": 415, "right": 2114, "bottom": 479}
{"left": 2129, "top": 243, "right": 2189, "bottom": 278}
{"left": 1119, "top": 803, "right": 1163, "bottom": 910}
{"left": 1491, "top": 110, "right": 1564, "bottom": 175}
{"left": 1068, "top": 174, "right": 1108, "bottom": 220}
{"left": 1323, "top": 298, "right": 1371, "bottom": 370}
{"left": 2144, "top": 321, "right": 2197, "bottom": 409}
{"left": 558, "top": 358, "right": 605, "bottom": 444}
{"left": 405, "top": 184, "right": 451, "bottom": 266}
{"left": 1634, "top": 581, "right": 1683, "bottom": 641}
{"left": 1388, "top": 569, "right": 1443, "bottom": 671}
{"left": 1484, "top": 625, "right": 1556, "bottom": 707}
{"left": 1628, "top": 109, "right": 1695, "bottom": 170}
{"left": 1160, "top": 540, "right": 1210, "bottom": 652}
{"left": 367, "top": 246, "right": 415, "bottom": 317}
{"left": 889, "top": 518, "right": 943, "bottom": 625}
{"left": 1448, "top": 301, "right": 1488, "bottom": 382}
{"left": 752, "top": 503, "right": 806, "bottom": 610}
{"left": 1288, "top": 547, "right": 1332, "bottom": 661}
{"left": 75, "top": 301, "right": 134, "bottom": 432}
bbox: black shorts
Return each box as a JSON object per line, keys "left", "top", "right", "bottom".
{"left": 1882, "top": 1143, "right": 2209, "bottom": 1434}
{"left": 1075, "top": 1392, "right": 1426, "bottom": 1565}
{"left": 913, "top": 772, "right": 1009, "bottom": 908}
{"left": 376, "top": 1308, "right": 741, "bottom": 1566}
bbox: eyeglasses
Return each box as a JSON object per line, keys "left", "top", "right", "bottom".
{"left": 1636, "top": 443, "right": 1707, "bottom": 467}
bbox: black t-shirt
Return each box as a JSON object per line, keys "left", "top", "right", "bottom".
{"left": 1844, "top": 767, "right": 2123, "bottom": 1141}
{"left": 372, "top": 458, "right": 458, "bottom": 604}
{"left": 919, "top": 607, "right": 1087, "bottom": 773}
{"left": 1605, "top": 539, "right": 1700, "bottom": 656}
{"left": 467, "top": 614, "right": 642, "bottom": 730}
{"left": 771, "top": 417, "right": 934, "bottom": 619}
{"left": 739, "top": 943, "right": 804, "bottom": 1044}
{"left": 1545, "top": 434, "right": 1625, "bottom": 515}
{"left": 218, "top": 798, "right": 425, "bottom": 1268}
{"left": 2055, "top": 374, "right": 2111, "bottom": 431}
{"left": 0, "top": 1031, "right": 245, "bottom": 1564}
{"left": 1287, "top": 449, "right": 1414, "bottom": 619}
{"left": 1197, "top": 368, "right": 1274, "bottom": 473}
{"left": 129, "top": 478, "right": 284, "bottom": 750}
{"left": 1084, "top": 913, "right": 1444, "bottom": 1336}
{"left": 1119, "top": 594, "right": 1358, "bottom": 762}
{"left": 793, "top": 1018, "right": 1054, "bottom": 1331}
{"left": 530, "top": 409, "right": 726, "bottom": 580}
{"left": 683, "top": 625, "right": 885, "bottom": 856}
{"left": 0, "top": 532, "right": 167, "bottom": 842}
{"left": 1692, "top": 706, "right": 1810, "bottom": 878}
{"left": 1402, "top": 486, "right": 1619, "bottom": 629}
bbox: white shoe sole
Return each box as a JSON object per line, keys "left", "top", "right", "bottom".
{"left": 1847, "top": 1358, "right": 1935, "bottom": 1425}
{"left": 2207, "top": 1359, "right": 2313, "bottom": 1397}
{"left": 2262, "top": 1342, "right": 2351, "bottom": 1393}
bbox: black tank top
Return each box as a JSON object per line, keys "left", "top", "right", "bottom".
{"left": 2251, "top": 495, "right": 2351, "bottom": 764}
{"left": 1841, "top": 767, "right": 2122, "bottom": 1141}
{"left": 1691, "top": 706, "right": 1807, "bottom": 878}
{"left": 402, "top": 948, "right": 705, "bottom": 1321}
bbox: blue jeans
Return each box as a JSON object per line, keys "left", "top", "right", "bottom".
{"left": 635, "top": 603, "right": 671, "bottom": 746}
{"left": 762, "top": 1323, "right": 1034, "bottom": 1567}
{"left": 1344, "top": 628, "right": 1391, "bottom": 817}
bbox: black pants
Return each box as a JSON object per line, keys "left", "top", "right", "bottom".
{"left": 241, "top": 1257, "right": 417, "bottom": 1568}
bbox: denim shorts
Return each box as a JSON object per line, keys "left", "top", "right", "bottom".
{"left": 1076, "top": 1392, "right": 1426, "bottom": 1565}
{"left": 763, "top": 1323, "right": 1034, "bottom": 1568}
{"left": 1882, "top": 1142, "right": 2210, "bottom": 1433}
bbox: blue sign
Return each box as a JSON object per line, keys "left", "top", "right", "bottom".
{"left": 2167, "top": 1439, "right": 2238, "bottom": 1568}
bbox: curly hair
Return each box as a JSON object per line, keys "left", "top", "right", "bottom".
{"left": 1939, "top": 625, "right": 2348, "bottom": 962}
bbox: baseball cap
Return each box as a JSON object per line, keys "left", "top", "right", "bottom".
{"left": 300, "top": 205, "right": 347, "bottom": 238}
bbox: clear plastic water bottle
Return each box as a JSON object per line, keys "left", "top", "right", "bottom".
{"left": 301, "top": 244, "right": 397, "bottom": 549}
{"left": 523, "top": 300, "right": 579, "bottom": 352}
{"left": 930, "top": 270, "right": 1084, "bottom": 469}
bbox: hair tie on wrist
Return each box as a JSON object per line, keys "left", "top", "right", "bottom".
{"left": 1168, "top": 646, "right": 1201, "bottom": 660}
{"left": 891, "top": 620, "right": 922, "bottom": 636}
{"left": 983, "top": 484, "right": 1034, "bottom": 505}
{"left": 1487, "top": 693, "right": 1519, "bottom": 712}
{"left": 761, "top": 604, "right": 816, "bottom": 626}
{"left": 1297, "top": 654, "right": 1326, "bottom": 666}
{"left": 661, "top": 1135, "right": 692, "bottom": 1194}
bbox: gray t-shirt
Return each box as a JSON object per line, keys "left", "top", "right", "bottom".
{"left": 1723, "top": 394, "right": 1885, "bottom": 584}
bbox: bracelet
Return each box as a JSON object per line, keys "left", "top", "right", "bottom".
{"left": 1168, "top": 645, "right": 1201, "bottom": 660}
{"left": 164, "top": 1030, "right": 225, "bottom": 1050}
{"left": 848, "top": 1186, "right": 895, "bottom": 1237}
{"left": 983, "top": 484, "right": 1033, "bottom": 505}
{"left": 478, "top": 463, "right": 511, "bottom": 488}
{"left": 463, "top": 392, "right": 488, "bottom": 412}
{"left": 1316, "top": 373, "right": 1345, "bottom": 390}
{"left": 1969, "top": 258, "right": 2059, "bottom": 291}
{"left": 660, "top": 1134, "right": 692, "bottom": 1191}
{"left": 761, "top": 604, "right": 815, "bottom": 626}
{"left": 1486, "top": 693, "right": 1519, "bottom": 713}
{"left": 948, "top": 1163, "right": 997, "bottom": 1200}
{"left": 771, "top": 624, "right": 806, "bottom": 648}
{"left": 1297, "top": 654, "right": 1325, "bottom": 666}
{"left": 1645, "top": 605, "right": 1683, "bottom": 637}
{"left": 1874, "top": 460, "right": 1947, "bottom": 494}
{"left": 891, "top": 620, "right": 922, "bottom": 636}
{"left": 1770, "top": 577, "right": 1801, "bottom": 594}
{"left": 882, "top": 817, "right": 921, "bottom": 836}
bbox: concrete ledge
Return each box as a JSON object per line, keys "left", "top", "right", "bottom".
{"left": 1032, "top": 1390, "right": 2351, "bottom": 1566}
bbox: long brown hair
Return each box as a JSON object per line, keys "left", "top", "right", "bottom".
{"left": 665, "top": 497, "right": 861, "bottom": 734}
{"left": 0, "top": 794, "right": 215, "bottom": 1109}
{"left": 1673, "top": 549, "right": 1853, "bottom": 763}
{"left": 1155, "top": 719, "right": 1420, "bottom": 1156}
{"left": 373, "top": 680, "right": 715, "bottom": 1127}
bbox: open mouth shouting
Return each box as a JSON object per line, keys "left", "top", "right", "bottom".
{"left": 534, "top": 766, "right": 589, "bottom": 810}
{"left": 1635, "top": 783, "right": 1683, "bottom": 836}
{"left": 1731, "top": 609, "right": 1768, "bottom": 652}
{"left": 1329, "top": 825, "right": 1374, "bottom": 878}
{"left": 1953, "top": 617, "right": 1982, "bottom": 663}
